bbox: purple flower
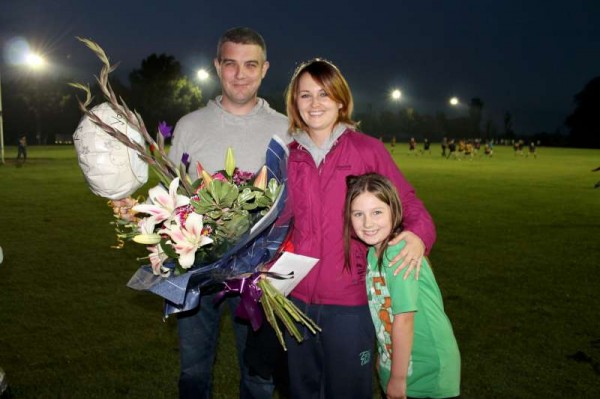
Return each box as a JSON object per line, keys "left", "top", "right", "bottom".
{"left": 158, "top": 121, "right": 173, "bottom": 138}
{"left": 232, "top": 169, "right": 255, "bottom": 186}
{"left": 181, "top": 153, "right": 190, "bottom": 167}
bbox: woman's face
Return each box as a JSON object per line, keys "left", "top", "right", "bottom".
{"left": 350, "top": 191, "right": 393, "bottom": 251}
{"left": 295, "top": 72, "right": 342, "bottom": 137}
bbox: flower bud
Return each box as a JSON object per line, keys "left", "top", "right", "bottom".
{"left": 225, "top": 147, "right": 235, "bottom": 176}
{"left": 253, "top": 165, "right": 268, "bottom": 190}
{"left": 201, "top": 170, "right": 213, "bottom": 185}
{"left": 133, "top": 234, "right": 162, "bottom": 245}
{"left": 195, "top": 161, "right": 204, "bottom": 179}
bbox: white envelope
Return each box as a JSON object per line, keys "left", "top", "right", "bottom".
{"left": 266, "top": 252, "right": 319, "bottom": 296}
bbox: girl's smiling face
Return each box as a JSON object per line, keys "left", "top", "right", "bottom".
{"left": 350, "top": 191, "right": 393, "bottom": 251}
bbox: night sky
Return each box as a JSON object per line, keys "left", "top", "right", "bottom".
{"left": 1, "top": 0, "right": 599, "bottom": 135}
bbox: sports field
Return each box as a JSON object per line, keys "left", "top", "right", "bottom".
{"left": 0, "top": 143, "right": 598, "bottom": 398}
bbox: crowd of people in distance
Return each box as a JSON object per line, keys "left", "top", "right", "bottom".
{"left": 388, "top": 136, "right": 540, "bottom": 160}
{"left": 512, "top": 139, "right": 538, "bottom": 158}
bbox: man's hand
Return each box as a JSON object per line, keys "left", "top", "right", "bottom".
{"left": 387, "top": 231, "right": 425, "bottom": 279}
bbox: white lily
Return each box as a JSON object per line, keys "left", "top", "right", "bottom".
{"left": 132, "top": 178, "right": 190, "bottom": 224}
{"left": 160, "top": 212, "right": 213, "bottom": 269}
{"left": 148, "top": 244, "right": 170, "bottom": 276}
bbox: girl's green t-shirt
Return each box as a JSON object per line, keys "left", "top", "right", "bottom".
{"left": 366, "top": 241, "right": 461, "bottom": 397}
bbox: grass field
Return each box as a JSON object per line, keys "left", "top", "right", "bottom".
{"left": 1, "top": 144, "right": 599, "bottom": 398}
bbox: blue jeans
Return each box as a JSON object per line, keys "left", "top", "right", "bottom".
{"left": 177, "top": 292, "right": 274, "bottom": 399}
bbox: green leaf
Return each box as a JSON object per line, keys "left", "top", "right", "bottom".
{"left": 238, "top": 187, "right": 257, "bottom": 203}
{"left": 209, "top": 180, "right": 239, "bottom": 207}
{"left": 160, "top": 239, "right": 178, "bottom": 259}
{"left": 266, "top": 179, "right": 281, "bottom": 200}
{"left": 207, "top": 210, "right": 223, "bottom": 219}
{"left": 221, "top": 214, "right": 251, "bottom": 239}
{"left": 192, "top": 190, "right": 217, "bottom": 214}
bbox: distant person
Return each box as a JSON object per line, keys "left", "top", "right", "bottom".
{"left": 464, "top": 141, "right": 473, "bottom": 159}
{"left": 527, "top": 141, "right": 537, "bottom": 158}
{"left": 447, "top": 139, "right": 457, "bottom": 159}
{"left": 422, "top": 138, "right": 431, "bottom": 155}
{"left": 17, "top": 135, "right": 27, "bottom": 162}
{"left": 441, "top": 137, "right": 448, "bottom": 157}
{"left": 484, "top": 141, "right": 494, "bottom": 157}
{"left": 408, "top": 137, "right": 417, "bottom": 155}
{"left": 513, "top": 140, "right": 524, "bottom": 156}
{"left": 344, "top": 173, "right": 460, "bottom": 399}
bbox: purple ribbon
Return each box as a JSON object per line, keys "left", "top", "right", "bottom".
{"left": 215, "top": 273, "right": 264, "bottom": 331}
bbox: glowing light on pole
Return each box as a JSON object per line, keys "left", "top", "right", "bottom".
{"left": 25, "top": 53, "right": 46, "bottom": 69}
{"left": 197, "top": 68, "right": 209, "bottom": 81}
{"left": 449, "top": 97, "right": 459, "bottom": 106}
{"left": 391, "top": 89, "right": 402, "bottom": 101}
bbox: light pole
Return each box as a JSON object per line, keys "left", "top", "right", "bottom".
{"left": 449, "top": 96, "right": 459, "bottom": 106}
{"left": 389, "top": 89, "right": 403, "bottom": 144}
{"left": 0, "top": 68, "right": 4, "bottom": 164}
{"left": 0, "top": 51, "right": 46, "bottom": 163}
{"left": 196, "top": 68, "right": 212, "bottom": 104}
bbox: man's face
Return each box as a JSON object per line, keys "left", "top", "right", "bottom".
{"left": 214, "top": 42, "right": 269, "bottom": 111}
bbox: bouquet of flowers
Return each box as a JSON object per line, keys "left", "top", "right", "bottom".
{"left": 71, "top": 38, "right": 319, "bottom": 348}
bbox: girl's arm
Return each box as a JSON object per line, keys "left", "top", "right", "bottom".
{"left": 386, "top": 312, "right": 415, "bottom": 399}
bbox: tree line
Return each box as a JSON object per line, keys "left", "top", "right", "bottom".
{"left": 2, "top": 54, "right": 598, "bottom": 148}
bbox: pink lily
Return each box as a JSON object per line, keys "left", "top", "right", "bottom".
{"left": 148, "top": 244, "right": 170, "bottom": 276}
{"left": 160, "top": 212, "right": 213, "bottom": 269}
{"left": 132, "top": 178, "right": 190, "bottom": 224}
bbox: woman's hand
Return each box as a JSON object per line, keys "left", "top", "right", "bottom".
{"left": 387, "top": 231, "right": 425, "bottom": 280}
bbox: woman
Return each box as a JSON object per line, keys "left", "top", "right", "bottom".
{"left": 283, "top": 58, "right": 437, "bottom": 398}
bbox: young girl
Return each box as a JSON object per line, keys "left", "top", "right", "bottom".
{"left": 344, "top": 173, "right": 460, "bottom": 399}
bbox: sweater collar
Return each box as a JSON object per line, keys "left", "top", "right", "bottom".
{"left": 293, "top": 123, "right": 349, "bottom": 165}
{"left": 209, "top": 96, "right": 267, "bottom": 117}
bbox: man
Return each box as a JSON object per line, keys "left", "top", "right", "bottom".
{"left": 17, "top": 135, "right": 27, "bottom": 162}
{"left": 168, "top": 27, "right": 289, "bottom": 399}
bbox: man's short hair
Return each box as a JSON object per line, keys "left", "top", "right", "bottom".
{"left": 216, "top": 27, "right": 267, "bottom": 61}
